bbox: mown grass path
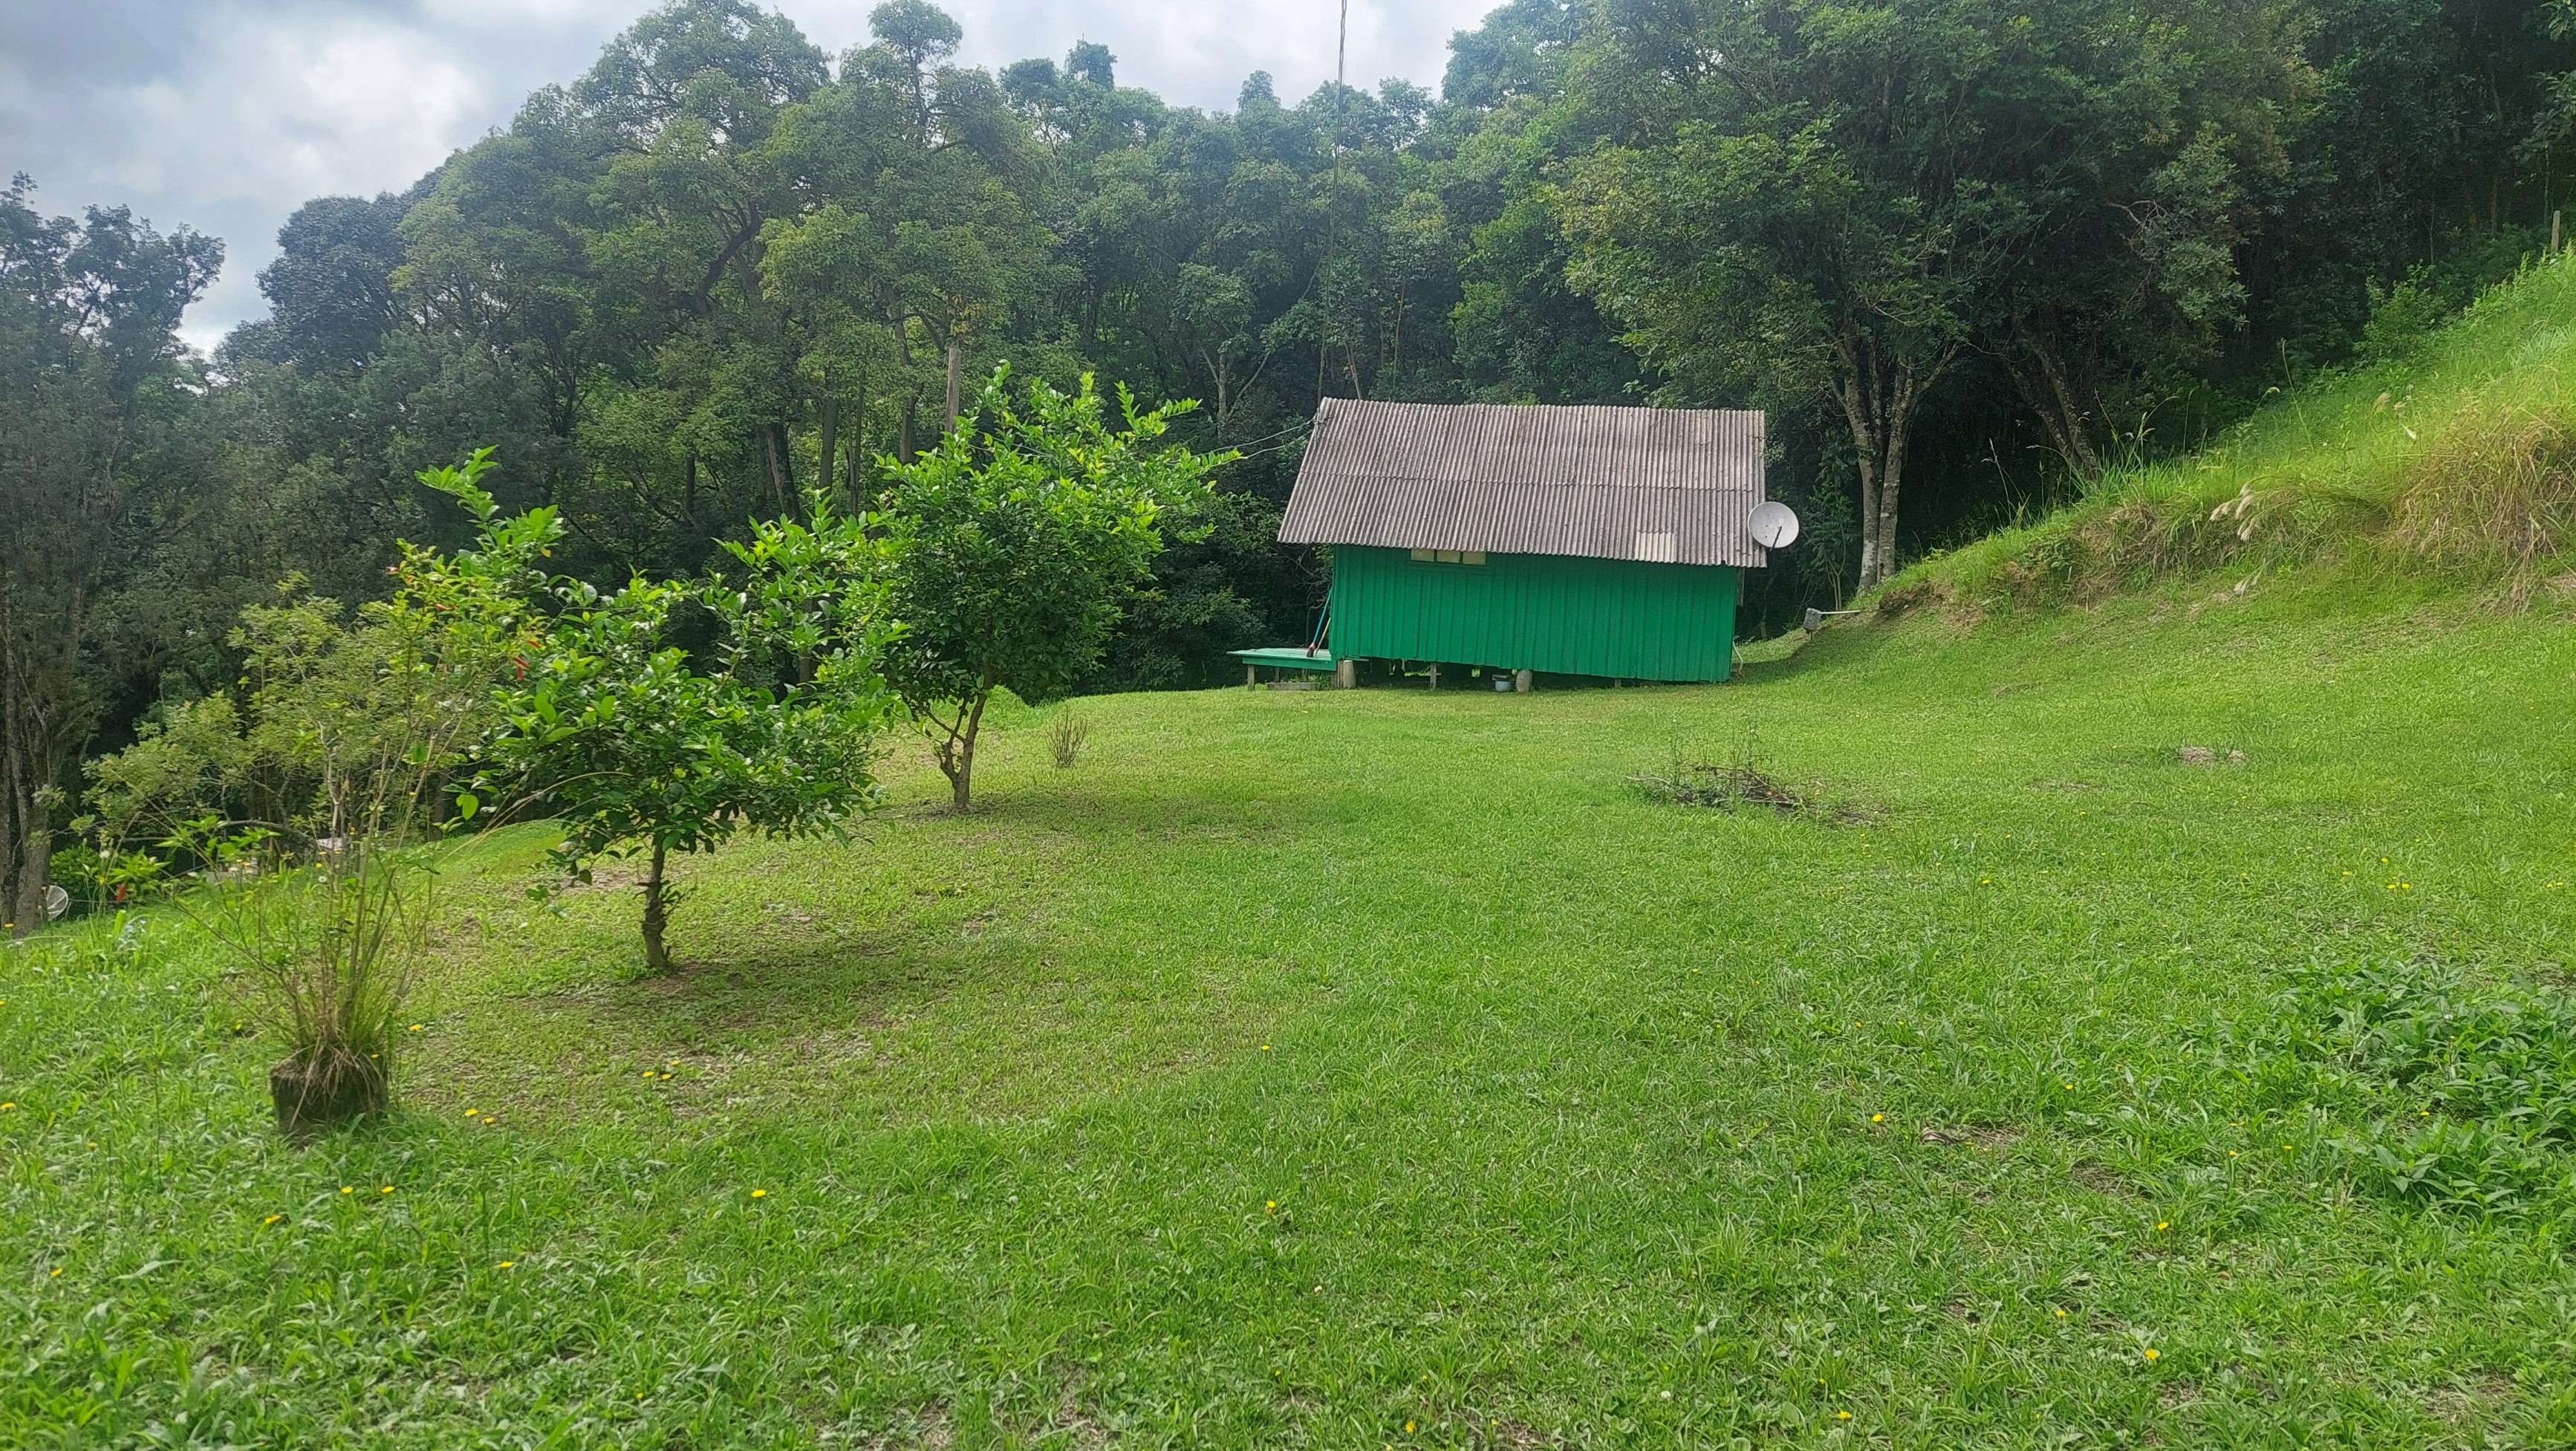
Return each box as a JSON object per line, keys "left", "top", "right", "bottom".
{"left": 7, "top": 578, "right": 2575, "bottom": 1447}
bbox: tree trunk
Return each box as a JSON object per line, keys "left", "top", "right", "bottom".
{"left": 946, "top": 343, "right": 963, "bottom": 433}
{"left": 763, "top": 423, "right": 793, "bottom": 516}
{"left": 2003, "top": 335, "right": 2102, "bottom": 481}
{"left": 1835, "top": 360, "right": 1886, "bottom": 589}
{"left": 2, "top": 701, "right": 51, "bottom": 938}
{"left": 1835, "top": 337, "right": 1948, "bottom": 591}
{"left": 816, "top": 395, "right": 838, "bottom": 510}
{"left": 640, "top": 840, "right": 671, "bottom": 973}
{"left": 0, "top": 772, "right": 14, "bottom": 935}
{"left": 12, "top": 775, "right": 49, "bottom": 938}
{"left": 900, "top": 400, "right": 917, "bottom": 464}
{"left": 15, "top": 814, "right": 48, "bottom": 938}
{"left": 934, "top": 682, "right": 993, "bottom": 811}
{"left": 1876, "top": 364, "right": 1916, "bottom": 584}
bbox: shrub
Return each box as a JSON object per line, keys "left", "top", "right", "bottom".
{"left": 2355, "top": 268, "right": 2456, "bottom": 366}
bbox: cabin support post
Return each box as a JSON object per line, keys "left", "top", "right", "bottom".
{"left": 1246, "top": 664, "right": 1258, "bottom": 689}
{"left": 1428, "top": 663, "right": 1439, "bottom": 691}
{"left": 1515, "top": 669, "right": 1533, "bottom": 693}
{"left": 1335, "top": 658, "right": 1356, "bottom": 689}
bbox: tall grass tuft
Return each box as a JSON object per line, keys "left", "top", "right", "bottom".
{"left": 1049, "top": 705, "right": 1090, "bottom": 770}
{"left": 2384, "top": 400, "right": 2576, "bottom": 602}
{"left": 202, "top": 832, "right": 437, "bottom": 1137}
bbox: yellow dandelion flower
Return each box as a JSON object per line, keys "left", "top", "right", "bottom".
{"left": 341, "top": 1186, "right": 354, "bottom": 1194}
{"left": 2155, "top": 1221, "right": 2168, "bottom": 1230}
{"left": 2055, "top": 1309, "right": 2067, "bottom": 1318}
{"left": 1837, "top": 1411, "right": 1853, "bottom": 1421}
{"left": 409, "top": 1024, "right": 423, "bottom": 1032}
{"left": 0, "top": 1102, "right": 13, "bottom": 1110}
{"left": 2142, "top": 1348, "right": 2159, "bottom": 1363}
{"left": 1870, "top": 1113, "right": 1884, "bottom": 1123}
{"left": 751, "top": 1188, "right": 767, "bottom": 1198}
{"left": 263, "top": 1214, "right": 282, "bottom": 1225}
{"left": 380, "top": 1186, "right": 394, "bottom": 1195}
{"left": 1404, "top": 1421, "right": 1416, "bottom": 1434}
{"left": 498, "top": 1260, "right": 515, "bottom": 1269}
{"left": 50, "top": 1267, "right": 61, "bottom": 1276}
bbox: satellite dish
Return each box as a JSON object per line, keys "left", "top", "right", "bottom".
{"left": 1747, "top": 500, "right": 1801, "bottom": 549}
{"left": 44, "top": 883, "right": 70, "bottom": 921}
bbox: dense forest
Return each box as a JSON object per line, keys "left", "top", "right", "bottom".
{"left": 4, "top": 0, "right": 2573, "bottom": 923}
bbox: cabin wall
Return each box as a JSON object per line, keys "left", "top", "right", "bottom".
{"left": 1328, "top": 546, "right": 1740, "bottom": 681}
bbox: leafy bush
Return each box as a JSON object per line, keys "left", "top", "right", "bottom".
{"left": 2355, "top": 268, "right": 2456, "bottom": 365}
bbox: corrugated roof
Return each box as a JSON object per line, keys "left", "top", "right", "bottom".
{"left": 1277, "top": 399, "right": 1769, "bottom": 568}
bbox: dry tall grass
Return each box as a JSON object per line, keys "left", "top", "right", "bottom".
{"left": 2384, "top": 401, "right": 2576, "bottom": 603}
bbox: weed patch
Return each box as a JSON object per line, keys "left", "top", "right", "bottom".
{"left": 2271, "top": 959, "right": 2576, "bottom": 1215}
{"left": 1632, "top": 732, "right": 1876, "bottom": 822}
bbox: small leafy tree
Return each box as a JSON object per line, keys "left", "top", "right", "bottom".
{"left": 877, "top": 369, "right": 1234, "bottom": 808}
{"left": 477, "top": 490, "right": 894, "bottom": 972}
{"left": 83, "top": 449, "right": 539, "bottom": 1134}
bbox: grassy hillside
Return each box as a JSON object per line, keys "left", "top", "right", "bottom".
{"left": 1893, "top": 252, "right": 2576, "bottom": 613}
{"left": 7, "top": 566, "right": 2576, "bottom": 1444}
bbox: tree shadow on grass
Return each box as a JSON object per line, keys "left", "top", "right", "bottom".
{"left": 412, "top": 886, "right": 1317, "bottom": 1135}
{"left": 405, "top": 754, "right": 1361, "bottom": 1134}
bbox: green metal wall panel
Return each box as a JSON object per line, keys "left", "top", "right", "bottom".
{"left": 1328, "top": 546, "right": 1739, "bottom": 681}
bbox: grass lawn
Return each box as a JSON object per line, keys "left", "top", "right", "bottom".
{"left": 7, "top": 568, "right": 2576, "bottom": 1447}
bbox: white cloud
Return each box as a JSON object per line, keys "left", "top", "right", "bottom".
{"left": 1, "top": 0, "right": 1501, "bottom": 351}
{"left": 109, "top": 23, "right": 487, "bottom": 203}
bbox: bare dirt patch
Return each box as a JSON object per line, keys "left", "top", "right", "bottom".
{"left": 2072, "top": 1160, "right": 2138, "bottom": 1196}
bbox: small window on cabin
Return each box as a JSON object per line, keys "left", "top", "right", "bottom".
{"left": 1411, "top": 548, "right": 1434, "bottom": 561}
{"left": 1408, "top": 548, "right": 1486, "bottom": 565}
{"left": 1461, "top": 551, "right": 1486, "bottom": 565}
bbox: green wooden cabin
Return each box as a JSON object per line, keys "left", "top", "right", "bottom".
{"left": 1278, "top": 400, "right": 1772, "bottom": 682}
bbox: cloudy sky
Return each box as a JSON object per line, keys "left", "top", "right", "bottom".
{"left": 1, "top": 0, "right": 1501, "bottom": 351}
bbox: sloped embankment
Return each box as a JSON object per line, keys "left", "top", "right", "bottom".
{"left": 1887, "top": 254, "right": 2576, "bottom": 615}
